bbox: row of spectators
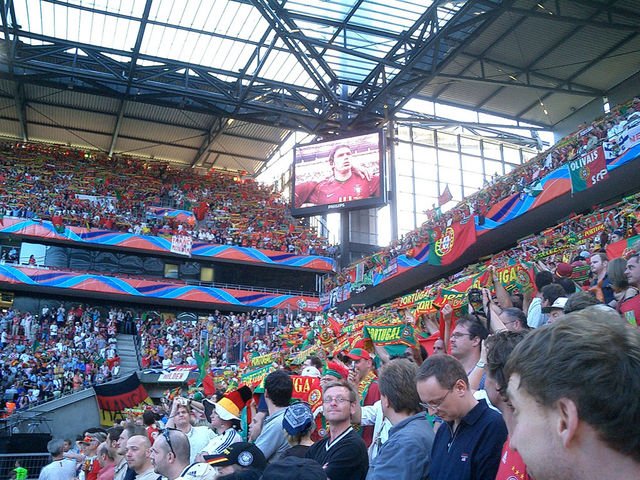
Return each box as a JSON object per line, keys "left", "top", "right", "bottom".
{"left": 0, "top": 305, "right": 124, "bottom": 417}
{"left": 139, "top": 309, "right": 324, "bottom": 369}
{"left": 40, "top": 301, "right": 639, "bottom": 480}
{"left": 327, "top": 94, "right": 640, "bottom": 290}
{"left": 0, "top": 142, "right": 332, "bottom": 257}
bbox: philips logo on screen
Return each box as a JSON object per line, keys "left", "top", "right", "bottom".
{"left": 328, "top": 203, "right": 346, "bottom": 209}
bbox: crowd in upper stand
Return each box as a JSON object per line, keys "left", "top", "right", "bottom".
{"left": 0, "top": 305, "right": 123, "bottom": 417}
{"left": 326, "top": 95, "right": 640, "bottom": 290}
{"left": 0, "top": 144, "right": 332, "bottom": 256}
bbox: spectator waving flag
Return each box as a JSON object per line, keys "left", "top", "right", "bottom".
{"left": 438, "top": 184, "right": 453, "bottom": 206}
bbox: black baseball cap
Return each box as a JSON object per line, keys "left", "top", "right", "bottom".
{"left": 262, "top": 457, "right": 327, "bottom": 480}
{"left": 203, "top": 443, "right": 267, "bottom": 472}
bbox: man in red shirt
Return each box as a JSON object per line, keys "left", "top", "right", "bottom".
{"left": 484, "top": 331, "right": 532, "bottom": 480}
{"left": 294, "top": 145, "right": 379, "bottom": 208}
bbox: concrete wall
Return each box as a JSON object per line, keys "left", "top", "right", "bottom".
{"left": 11, "top": 389, "right": 100, "bottom": 441}
{"left": 554, "top": 73, "right": 640, "bottom": 141}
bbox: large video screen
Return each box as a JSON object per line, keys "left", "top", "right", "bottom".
{"left": 292, "top": 131, "right": 386, "bottom": 216}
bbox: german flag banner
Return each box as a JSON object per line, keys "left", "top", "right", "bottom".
{"left": 94, "top": 374, "right": 152, "bottom": 426}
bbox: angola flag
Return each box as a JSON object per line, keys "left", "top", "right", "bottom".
{"left": 428, "top": 220, "right": 476, "bottom": 266}
{"left": 93, "top": 373, "right": 152, "bottom": 426}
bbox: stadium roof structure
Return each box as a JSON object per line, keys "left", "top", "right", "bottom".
{"left": 0, "top": 0, "right": 639, "bottom": 175}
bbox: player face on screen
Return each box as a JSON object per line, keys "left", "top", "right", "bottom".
{"left": 330, "top": 145, "right": 352, "bottom": 178}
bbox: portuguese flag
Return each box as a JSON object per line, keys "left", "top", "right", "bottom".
{"left": 428, "top": 220, "right": 476, "bottom": 266}
{"left": 606, "top": 235, "right": 640, "bottom": 260}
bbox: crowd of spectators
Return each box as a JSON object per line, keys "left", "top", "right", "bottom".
{"left": 138, "top": 309, "right": 325, "bottom": 369}
{"left": 0, "top": 305, "right": 123, "bottom": 418}
{"left": 0, "top": 143, "right": 332, "bottom": 257}
{"left": 326, "top": 95, "right": 640, "bottom": 291}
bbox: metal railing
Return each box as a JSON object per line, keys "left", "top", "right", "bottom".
{"left": 0, "top": 453, "right": 51, "bottom": 480}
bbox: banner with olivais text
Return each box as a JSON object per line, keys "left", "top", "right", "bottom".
{"left": 568, "top": 146, "right": 609, "bottom": 193}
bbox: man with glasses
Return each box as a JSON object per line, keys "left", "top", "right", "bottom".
{"left": 416, "top": 354, "right": 507, "bottom": 480}
{"left": 449, "top": 316, "right": 489, "bottom": 390}
{"left": 306, "top": 380, "right": 368, "bottom": 480}
{"left": 149, "top": 429, "right": 215, "bottom": 480}
{"left": 365, "top": 359, "right": 434, "bottom": 480}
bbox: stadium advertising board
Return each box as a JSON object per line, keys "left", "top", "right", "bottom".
{"left": 292, "top": 131, "right": 386, "bottom": 216}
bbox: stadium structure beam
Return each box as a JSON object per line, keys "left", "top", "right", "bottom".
{"left": 249, "top": 0, "right": 339, "bottom": 104}
{"left": 0, "top": 116, "right": 200, "bottom": 152}
{"left": 318, "top": 0, "right": 365, "bottom": 58}
{"left": 431, "top": 0, "right": 535, "bottom": 101}
{"left": 566, "top": 0, "right": 640, "bottom": 22}
{"left": 506, "top": 6, "right": 639, "bottom": 30}
{"left": 1, "top": 0, "right": 27, "bottom": 141}
{"left": 474, "top": 0, "right": 618, "bottom": 111}
{"left": 347, "top": 0, "right": 512, "bottom": 130}
{"left": 204, "top": 149, "right": 266, "bottom": 164}
{"left": 108, "top": 0, "right": 153, "bottom": 157}
{"left": 516, "top": 30, "right": 639, "bottom": 119}
{"left": 436, "top": 73, "right": 598, "bottom": 96}
{"left": 190, "top": 116, "right": 227, "bottom": 168}
{"left": 3, "top": 30, "right": 336, "bottom": 133}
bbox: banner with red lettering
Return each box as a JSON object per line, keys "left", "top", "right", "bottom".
{"left": 290, "top": 375, "right": 323, "bottom": 413}
{"left": 94, "top": 374, "right": 152, "bottom": 426}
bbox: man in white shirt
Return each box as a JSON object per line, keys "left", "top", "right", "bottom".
{"left": 165, "top": 398, "right": 215, "bottom": 462}
{"left": 150, "top": 428, "right": 215, "bottom": 480}
{"left": 39, "top": 439, "right": 77, "bottom": 480}
{"left": 125, "top": 435, "right": 156, "bottom": 480}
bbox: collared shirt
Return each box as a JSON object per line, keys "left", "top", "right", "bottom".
{"left": 97, "top": 463, "right": 116, "bottom": 480}
{"left": 185, "top": 426, "right": 216, "bottom": 463}
{"left": 202, "top": 428, "right": 242, "bottom": 456}
{"left": 133, "top": 468, "right": 157, "bottom": 480}
{"left": 38, "top": 459, "right": 77, "bottom": 480}
{"left": 430, "top": 399, "right": 508, "bottom": 480}
{"left": 113, "top": 458, "right": 128, "bottom": 480}
{"left": 175, "top": 462, "right": 216, "bottom": 480}
{"left": 366, "top": 412, "right": 435, "bottom": 480}
{"left": 254, "top": 408, "right": 290, "bottom": 463}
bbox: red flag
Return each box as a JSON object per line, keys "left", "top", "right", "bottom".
{"left": 428, "top": 220, "right": 476, "bottom": 266}
{"left": 438, "top": 185, "right": 453, "bottom": 206}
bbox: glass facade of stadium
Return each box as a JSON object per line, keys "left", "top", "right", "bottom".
{"left": 259, "top": 101, "right": 547, "bottom": 245}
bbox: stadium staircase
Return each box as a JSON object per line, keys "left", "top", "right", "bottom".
{"left": 115, "top": 333, "right": 141, "bottom": 375}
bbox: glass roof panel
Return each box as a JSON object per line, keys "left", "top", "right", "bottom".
{"left": 14, "top": 0, "right": 141, "bottom": 50}
{"left": 9, "top": 0, "right": 475, "bottom": 108}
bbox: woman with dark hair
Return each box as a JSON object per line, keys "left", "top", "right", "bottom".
{"left": 607, "top": 257, "right": 639, "bottom": 312}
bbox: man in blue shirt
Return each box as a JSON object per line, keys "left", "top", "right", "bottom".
{"left": 416, "top": 354, "right": 507, "bottom": 480}
{"left": 366, "top": 359, "right": 434, "bottom": 480}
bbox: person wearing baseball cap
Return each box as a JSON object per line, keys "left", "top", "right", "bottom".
{"left": 203, "top": 442, "right": 266, "bottom": 477}
{"left": 201, "top": 387, "right": 251, "bottom": 457}
{"left": 281, "top": 402, "right": 315, "bottom": 458}
{"left": 542, "top": 297, "right": 568, "bottom": 323}
{"left": 345, "top": 348, "right": 380, "bottom": 448}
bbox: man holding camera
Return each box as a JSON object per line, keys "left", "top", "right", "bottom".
{"left": 165, "top": 397, "right": 215, "bottom": 462}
